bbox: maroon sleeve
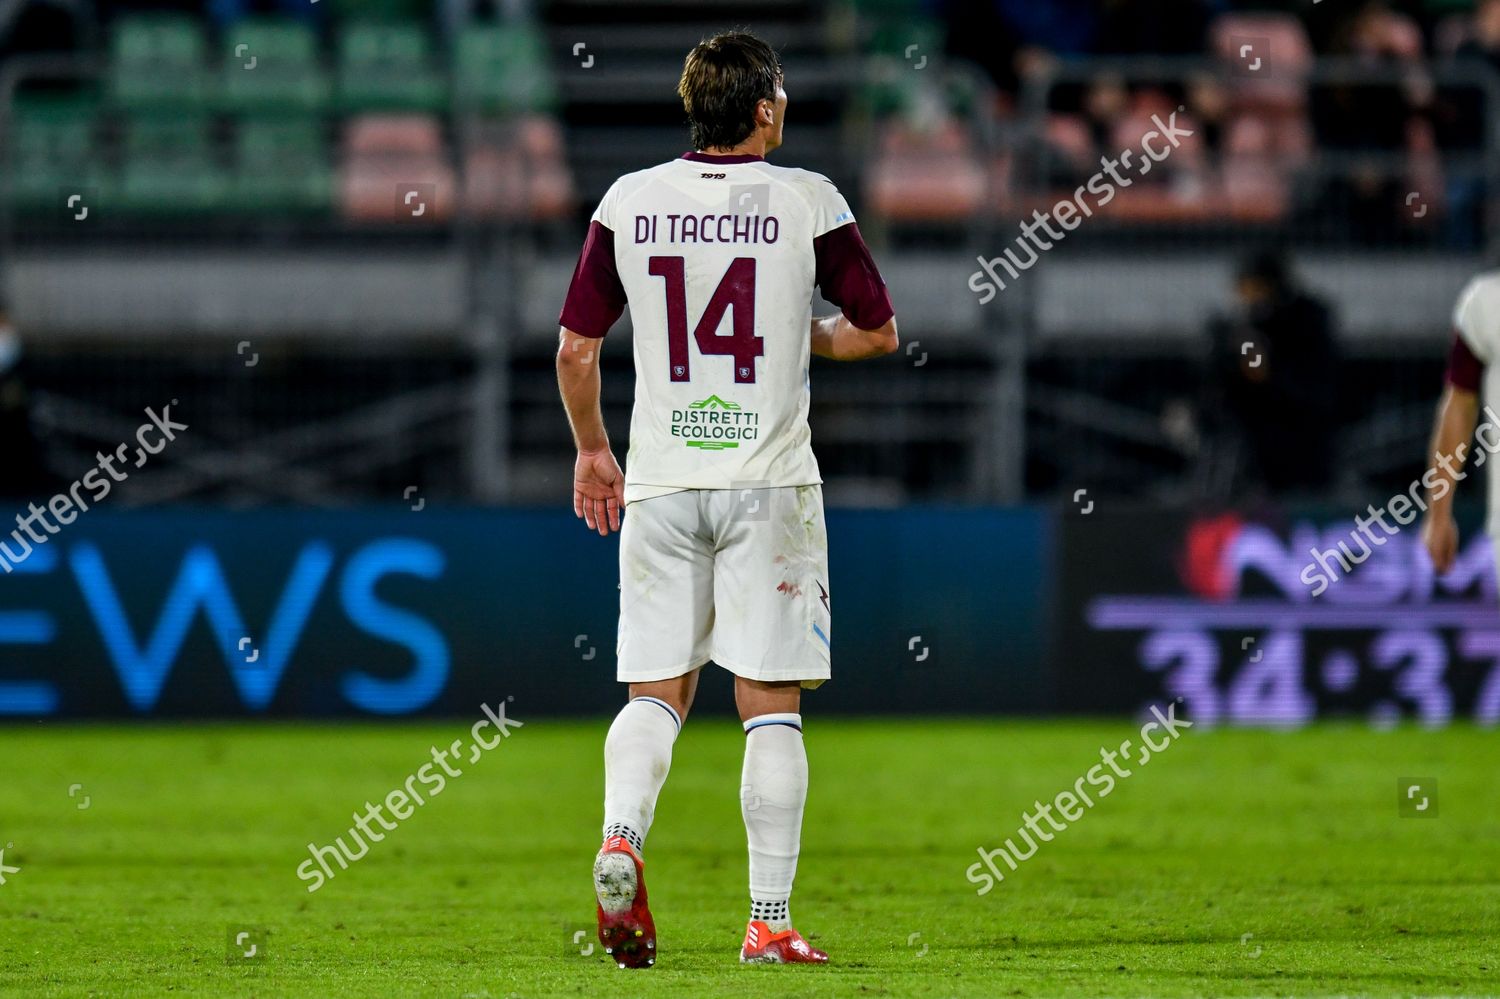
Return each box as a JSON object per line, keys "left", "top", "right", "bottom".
{"left": 1446, "top": 330, "right": 1483, "bottom": 392}
{"left": 558, "top": 221, "right": 626, "bottom": 338}
{"left": 814, "top": 222, "right": 895, "bottom": 331}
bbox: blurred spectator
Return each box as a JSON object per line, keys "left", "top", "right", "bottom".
{"left": 1200, "top": 251, "right": 1341, "bottom": 498}
{"left": 1437, "top": 0, "right": 1500, "bottom": 149}
{"left": 1084, "top": 74, "right": 1130, "bottom": 149}
{"left": 1433, "top": 0, "right": 1500, "bottom": 245}
{"left": 0, "top": 298, "right": 51, "bottom": 500}
{"left": 1454, "top": 0, "right": 1500, "bottom": 71}
{"left": 1310, "top": 0, "right": 1433, "bottom": 241}
{"left": 1184, "top": 74, "right": 1230, "bottom": 157}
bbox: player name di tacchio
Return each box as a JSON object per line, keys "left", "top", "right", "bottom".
{"left": 632, "top": 212, "right": 782, "bottom": 245}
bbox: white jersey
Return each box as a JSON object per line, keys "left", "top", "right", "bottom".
{"left": 1452, "top": 271, "right": 1500, "bottom": 533}
{"left": 564, "top": 154, "right": 882, "bottom": 504}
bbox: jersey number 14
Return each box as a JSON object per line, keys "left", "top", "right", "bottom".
{"left": 648, "top": 255, "right": 764, "bottom": 384}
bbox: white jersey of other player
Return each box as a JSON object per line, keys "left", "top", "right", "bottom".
{"left": 1452, "top": 271, "right": 1500, "bottom": 532}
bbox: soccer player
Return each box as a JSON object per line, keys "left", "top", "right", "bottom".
{"left": 1422, "top": 272, "right": 1495, "bottom": 575}
{"left": 555, "top": 31, "right": 898, "bottom": 968}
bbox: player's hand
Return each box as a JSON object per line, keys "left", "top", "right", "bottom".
{"left": 1421, "top": 512, "right": 1459, "bottom": 574}
{"left": 574, "top": 448, "right": 625, "bottom": 537}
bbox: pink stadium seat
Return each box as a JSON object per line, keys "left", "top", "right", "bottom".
{"left": 1044, "top": 113, "right": 1096, "bottom": 173}
{"left": 340, "top": 114, "right": 456, "bottom": 222}
{"left": 1405, "top": 117, "right": 1444, "bottom": 227}
{"left": 462, "top": 116, "right": 576, "bottom": 221}
{"left": 1222, "top": 114, "right": 1290, "bottom": 222}
{"left": 345, "top": 114, "right": 444, "bottom": 156}
{"left": 1110, "top": 100, "right": 1207, "bottom": 168}
{"left": 1210, "top": 13, "right": 1313, "bottom": 111}
{"left": 867, "top": 120, "right": 987, "bottom": 222}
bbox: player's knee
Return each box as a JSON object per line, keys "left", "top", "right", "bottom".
{"left": 734, "top": 677, "right": 801, "bottom": 722}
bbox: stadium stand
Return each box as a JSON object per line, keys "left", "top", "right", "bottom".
{"left": 0, "top": 0, "right": 1494, "bottom": 506}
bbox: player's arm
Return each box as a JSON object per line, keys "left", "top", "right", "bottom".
{"left": 556, "top": 326, "right": 623, "bottom": 536}
{"left": 1421, "top": 333, "right": 1482, "bottom": 572}
{"left": 811, "top": 215, "right": 897, "bottom": 362}
{"left": 557, "top": 215, "right": 627, "bottom": 537}
{"left": 811, "top": 312, "right": 898, "bottom": 360}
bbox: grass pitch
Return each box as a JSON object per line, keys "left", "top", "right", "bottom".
{"left": 0, "top": 718, "right": 1496, "bottom": 997}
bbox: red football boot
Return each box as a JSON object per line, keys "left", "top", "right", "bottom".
{"left": 739, "top": 920, "right": 828, "bottom": 964}
{"left": 593, "top": 835, "right": 656, "bottom": 968}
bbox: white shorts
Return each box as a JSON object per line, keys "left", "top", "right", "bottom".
{"left": 617, "top": 485, "right": 831, "bottom": 689}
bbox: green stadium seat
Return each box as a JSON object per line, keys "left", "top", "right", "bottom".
{"left": 336, "top": 21, "right": 447, "bottom": 112}
{"left": 455, "top": 22, "right": 558, "bottom": 113}
{"left": 118, "top": 117, "right": 231, "bottom": 215}
{"left": 109, "top": 14, "right": 211, "bottom": 110}
{"left": 7, "top": 97, "right": 111, "bottom": 215}
{"left": 217, "top": 18, "right": 331, "bottom": 113}
{"left": 229, "top": 118, "right": 333, "bottom": 215}
{"left": 863, "top": 17, "right": 947, "bottom": 117}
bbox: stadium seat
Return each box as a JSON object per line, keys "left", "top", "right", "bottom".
{"left": 455, "top": 22, "right": 559, "bottom": 113}
{"left": 336, "top": 21, "right": 447, "bottom": 112}
{"left": 1099, "top": 97, "right": 1214, "bottom": 223}
{"left": 862, "top": 16, "right": 945, "bottom": 116}
{"left": 866, "top": 119, "right": 987, "bottom": 222}
{"left": 6, "top": 96, "right": 110, "bottom": 215}
{"left": 119, "top": 116, "right": 231, "bottom": 214}
{"left": 1209, "top": 13, "right": 1313, "bottom": 111}
{"left": 109, "top": 14, "right": 211, "bottom": 110}
{"left": 218, "top": 18, "right": 331, "bottom": 113}
{"left": 339, "top": 113, "right": 456, "bottom": 222}
{"left": 1222, "top": 114, "right": 1290, "bottom": 223}
{"left": 229, "top": 118, "right": 333, "bottom": 215}
{"left": 462, "top": 116, "right": 575, "bottom": 220}
{"left": 1043, "top": 113, "right": 1098, "bottom": 174}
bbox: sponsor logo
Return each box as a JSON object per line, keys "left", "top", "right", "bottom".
{"left": 674, "top": 395, "right": 759, "bottom": 451}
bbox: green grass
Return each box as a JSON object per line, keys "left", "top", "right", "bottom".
{"left": 0, "top": 718, "right": 1496, "bottom": 997}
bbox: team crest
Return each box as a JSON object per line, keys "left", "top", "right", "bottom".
{"left": 673, "top": 365, "right": 685, "bottom": 377}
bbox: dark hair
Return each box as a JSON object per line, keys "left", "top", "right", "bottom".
{"left": 678, "top": 32, "right": 782, "bottom": 151}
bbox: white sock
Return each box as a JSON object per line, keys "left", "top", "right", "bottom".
{"left": 741, "top": 713, "right": 807, "bottom": 933}
{"left": 601, "top": 696, "right": 681, "bottom": 854}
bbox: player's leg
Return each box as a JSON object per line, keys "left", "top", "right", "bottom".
{"left": 595, "top": 491, "right": 713, "bottom": 968}
{"left": 602, "top": 671, "right": 700, "bottom": 854}
{"left": 736, "top": 677, "right": 826, "bottom": 962}
{"left": 710, "top": 485, "right": 831, "bottom": 964}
